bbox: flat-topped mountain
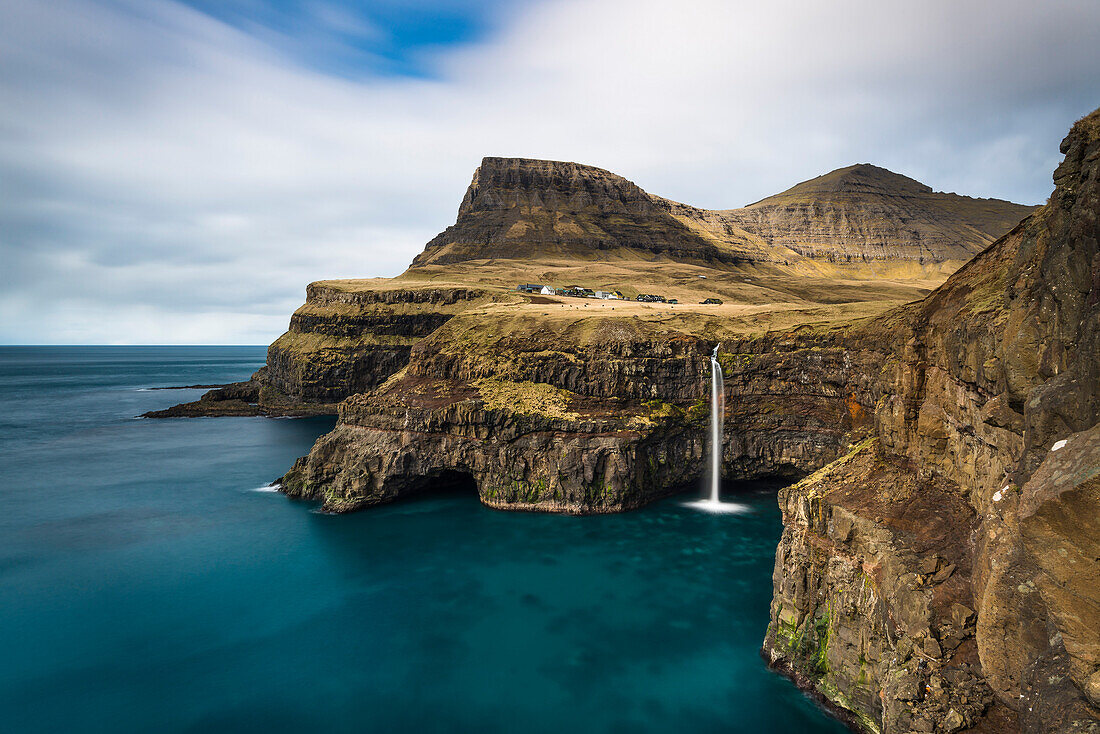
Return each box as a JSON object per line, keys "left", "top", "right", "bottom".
{"left": 412, "top": 157, "right": 1036, "bottom": 270}
{"left": 410, "top": 157, "right": 774, "bottom": 267}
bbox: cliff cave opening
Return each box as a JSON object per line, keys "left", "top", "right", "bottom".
{"left": 412, "top": 469, "right": 478, "bottom": 497}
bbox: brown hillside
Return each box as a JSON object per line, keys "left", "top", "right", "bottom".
{"left": 412, "top": 158, "right": 1037, "bottom": 272}
{"left": 726, "top": 163, "right": 1038, "bottom": 262}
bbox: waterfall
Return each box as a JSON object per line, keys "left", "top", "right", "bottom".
{"left": 709, "top": 344, "right": 724, "bottom": 503}
{"left": 685, "top": 344, "right": 745, "bottom": 513}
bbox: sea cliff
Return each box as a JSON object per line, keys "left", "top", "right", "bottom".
{"left": 761, "top": 109, "right": 1100, "bottom": 733}
{"left": 279, "top": 315, "right": 882, "bottom": 513}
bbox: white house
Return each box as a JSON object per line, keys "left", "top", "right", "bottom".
{"left": 595, "top": 291, "right": 621, "bottom": 300}
{"left": 540, "top": 286, "right": 555, "bottom": 295}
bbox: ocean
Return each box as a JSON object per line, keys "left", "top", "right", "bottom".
{"left": 0, "top": 346, "right": 847, "bottom": 733}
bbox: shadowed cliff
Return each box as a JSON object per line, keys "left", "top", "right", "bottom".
{"left": 762, "top": 108, "right": 1100, "bottom": 734}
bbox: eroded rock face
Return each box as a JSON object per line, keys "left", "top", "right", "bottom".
{"left": 761, "top": 110, "right": 1100, "bottom": 732}
{"left": 279, "top": 324, "right": 882, "bottom": 513}
{"left": 764, "top": 443, "right": 997, "bottom": 734}
{"left": 264, "top": 285, "right": 491, "bottom": 404}
{"left": 281, "top": 383, "right": 706, "bottom": 514}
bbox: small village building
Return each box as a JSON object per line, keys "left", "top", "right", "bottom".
{"left": 540, "top": 286, "right": 555, "bottom": 295}
{"left": 595, "top": 291, "right": 621, "bottom": 300}
{"left": 517, "top": 283, "right": 545, "bottom": 293}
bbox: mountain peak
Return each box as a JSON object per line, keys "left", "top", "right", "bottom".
{"left": 757, "top": 164, "right": 933, "bottom": 202}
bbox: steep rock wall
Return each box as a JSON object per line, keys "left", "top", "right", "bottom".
{"left": 265, "top": 284, "right": 490, "bottom": 403}
{"left": 149, "top": 285, "right": 492, "bottom": 416}
{"left": 279, "top": 321, "right": 883, "bottom": 513}
{"left": 761, "top": 110, "right": 1100, "bottom": 733}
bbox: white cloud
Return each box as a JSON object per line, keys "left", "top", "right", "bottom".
{"left": 1, "top": 0, "right": 1098, "bottom": 343}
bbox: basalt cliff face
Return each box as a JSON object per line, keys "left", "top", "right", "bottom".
{"left": 264, "top": 284, "right": 493, "bottom": 404}
{"left": 144, "top": 283, "right": 498, "bottom": 417}
{"left": 761, "top": 111, "right": 1100, "bottom": 733}
{"left": 279, "top": 320, "right": 882, "bottom": 513}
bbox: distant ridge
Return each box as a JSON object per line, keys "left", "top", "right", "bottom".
{"left": 411, "top": 157, "right": 1038, "bottom": 270}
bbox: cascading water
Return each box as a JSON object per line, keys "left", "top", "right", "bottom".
{"left": 709, "top": 343, "right": 724, "bottom": 503}
{"left": 685, "top": 344, "right": 746, "bottom": 513}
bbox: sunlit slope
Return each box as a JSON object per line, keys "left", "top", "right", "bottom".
{"left": 411, "top": 157, "right": 1037, "bottom": 279}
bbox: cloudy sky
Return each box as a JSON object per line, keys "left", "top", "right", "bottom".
{"left": 2, "top": 0, "right": 1098, "bottom": 344}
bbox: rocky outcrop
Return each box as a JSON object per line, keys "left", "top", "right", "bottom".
{"left": 765, "top": 440, "right": 998, "bottom": 733}
{"left": 761, "top": 110, "right": 1100, "bottom": 733}
{"left": 142, "top": 370, "right": 268, "bottom": 418}
{"left": 263, "top": 284, "right": 488, "bottom": 403}
{"left": 281, "top": 376, "right": 706, "bottom": 514}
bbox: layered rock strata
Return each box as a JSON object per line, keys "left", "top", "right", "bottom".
{"left": 280, "top": 321, "right": 881, "bottom": 513}
{"left": 265, "top": 284, "right": 489, "bottom": 402}
{"left": 762, "top": 110, "right": 1100, "bottom": 733}
{"left": 410, "top": 157, "right": 777, "bottom": 267}
{"left": 727, "top": 164, "right": 1034, "bottom": 263}
{"left": 148, "top": 284, "right": 492, "bottom": 417}
{"left": 153, "top": 156, "right": 1033, "bottom": 419}
{"left": 414, "top": 157, "right": 1035, "bottom": 268}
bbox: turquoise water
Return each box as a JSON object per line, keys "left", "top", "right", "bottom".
{"left": 0, "top": 347, "right": 847, "bottom": 733}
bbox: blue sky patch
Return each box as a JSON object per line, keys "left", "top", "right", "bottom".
{"left": 178, "top": 0, "right": 529, "bottom": 78}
